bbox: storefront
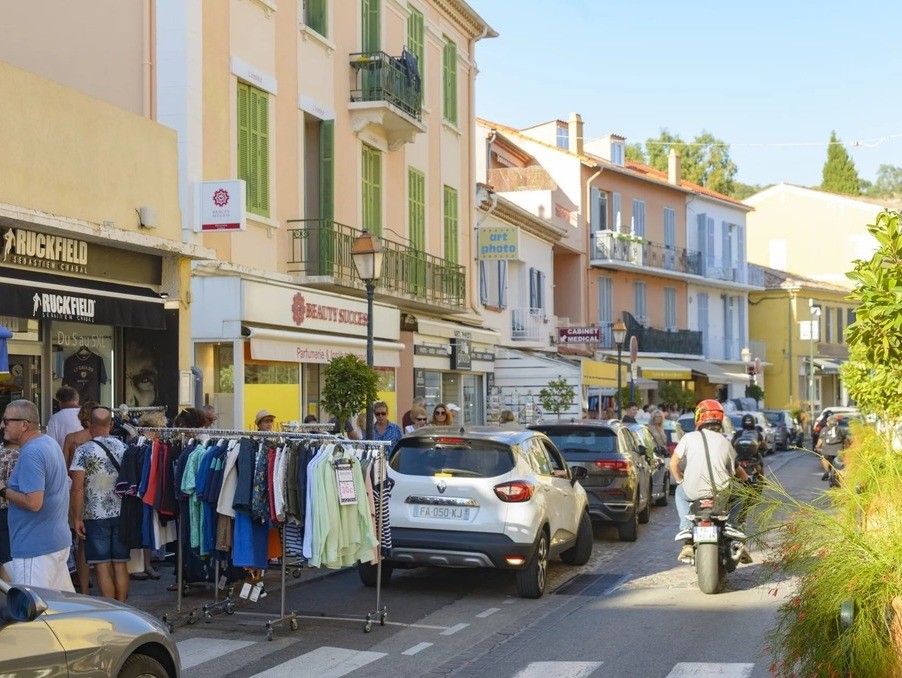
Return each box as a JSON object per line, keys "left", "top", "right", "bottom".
{"left": 191, "top": 275, "right": 403, "bottom": 430}
{"left": 0, "top": 226, "right": 174, "bottom": 420}
{"left": 403, "top": 316, "right": 498, "bottom": 425}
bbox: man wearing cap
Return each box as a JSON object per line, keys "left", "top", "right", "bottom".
{"left": 446, "top": 403, "right": 461, "bottom": 425}
{"left": 255, "top": 410, "right": 276, "bottom": 431}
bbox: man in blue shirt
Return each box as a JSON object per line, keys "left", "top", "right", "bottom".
{"left": 0, "top": 399, "right": 73, "bottom": 591}
{"left": 372, "top": 401, "right": 403, "bottom": 446}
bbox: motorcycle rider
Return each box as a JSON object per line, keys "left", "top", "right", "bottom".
{"left": 670, "top": 399, "right": 749, "bottom": 562}
{"left": 731, "top": 414, "right": 765, "bottom": 471}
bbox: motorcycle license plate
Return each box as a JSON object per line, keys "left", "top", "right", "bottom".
{"left": 694, "top": 525, "right": 719, "bottom": 543}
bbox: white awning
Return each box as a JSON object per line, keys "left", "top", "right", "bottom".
{"left": 635, "top": 357, "right": 692, "bottom": 381}
{"left": 669, "top": 359, "right": 748, "bottom": 385}
{"left": 243, "top": 326, "right": 405, "bottom": 367}
{"left": 813, "top": 358, "right": 842, "bottom": 374}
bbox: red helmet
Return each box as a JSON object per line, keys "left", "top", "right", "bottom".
{"left": 695, "top": 399, "right": 724, "bottom": 428}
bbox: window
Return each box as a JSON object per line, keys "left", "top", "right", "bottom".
{"left": 303, "top": 116, "right": 333, "bottom": 221}
{"left": 362, "top": 0, "right": 380, "bottom": 52}
{"left": 480, "top": 260, "right": 507, "bottom": 308}
{"left": 631, "top": 199, "right": 645, "bottom": 237}
{"left": 304, "top": 0, "right": 327, "bottom": 36}
{"left": 664, "top": 287, "right": 677, "bottom": 331}
{"left": 611, "top": 141, "right": 624, "bottom": 166}
{"left": 442, "top": 36, "right": 457, "bottom": 125}
{"left": 556, "top": 124, "right": 569, "bottom": 150}
{"left": 633, "top": 281, "right": 647, "bottom": 323}
{"left": 590, "top": 187, "right": 607, "bottom": 230}
{"left": 362, "top": 144, "right": 382, "bottom": 235}
{"left": 238, "top": 82, "right": 269, "bottom": 218}
{"left": 612, "top": 193, "right": 621, "bottom": 230}
{"left": 319, "top": 119, "right": 333, "bottom": 219}
{"left": 443, "top": 185, "right": 458, "bottom": 263}
{"left": 664, "top": 207, "right": 675, "bottom": 249}
{"left": 408, "top": 167, "right": 425, "bottom": 250}
{"left": 407, "top": 6, "right": 424, "bottom": 101}
{"left": 529, "top": 267, "right": 545, "bottom": 313}
{"left": 847, "top": 308, "right": 855, "bottom": 327}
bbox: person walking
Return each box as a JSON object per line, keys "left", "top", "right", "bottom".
{"left": 648, "top": 409, "right": 668, "bottom": 449}
{"left": 0, "top": 437, "right": 20, "bottom": 582}
{"left": 69, "top": 406, "right": 130, "bottom": 601}
{"left": 401, "top": 396, "right": 427, "bottom": 431}
{"left": 46, "top": 386, "right": 83, "bottom": 450}
{"left": 621, "top": 402, "right": 639, "bottom": 423}
{"left": 404, "top": 407, "right": 429, "bottom": 433}
{"left": 63, "top": 400, "right": 98, "bottom": 593}
{"left": 372, "top": 401, "right": 403, "bottom": 446}
{"left": 816, "top": 415, "right": 848, "bottom": 481}
{"left": 0, "top": 399, "right": 74, "bottom": 591}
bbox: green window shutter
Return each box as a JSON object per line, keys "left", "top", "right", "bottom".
{"left": 255, "top": 88, "right": 269, "bottom": 217}
{"left": 238, "top": 83, "right": 269, "bottom": 218}
{"left": 238, "top": 83, "right": 250, "bottom": 199}
{"left": 407, "top": 7, "right": 424, "bottom": 101}
{"left": 443, "top": 38, "right": 457, "bottom": 125}
{"left": 319, "top": 120, "right": 334, "bottom": 220}
{"left": 362, "top": 0, "right": 380, "bottom": 52}
{"left": 306, "top": 0, "right": 327, "bottom": 36}
{"left": 408, "top": 168, "right": 425, "bottom": 250}
{"left": 443, "top": 186, "right": 458, "bottom": 264}
{"left": 362, "top": 144, "right": 382, "bottom": 236}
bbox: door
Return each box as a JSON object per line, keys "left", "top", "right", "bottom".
{"left": 543, "top": 439, "right": 579, "bottom": 538}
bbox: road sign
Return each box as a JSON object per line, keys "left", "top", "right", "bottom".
{"left": 629, "top": 336, "right": 638, "bottom": 362}
{"left": 799, "top": 320, "right": 820, "bottom": 341}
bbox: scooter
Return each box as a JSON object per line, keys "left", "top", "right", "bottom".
{"left": 686, "top": 496, "right": 745, "bottom": 594}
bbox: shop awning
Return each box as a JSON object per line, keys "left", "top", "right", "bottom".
{"left": 580, "top": 358, "right": 618, "bottom": 387}
{"left": 244, "top": 326, "right": 405, "bottom": 368}
{"left": 813, "top": 358, "right": 842, "bottom": 374}
{"left": 669, "top": 359, "right": 748, "bottom": 385}
{"left": 635, "top": 357, "right": 692, "bottom": 381}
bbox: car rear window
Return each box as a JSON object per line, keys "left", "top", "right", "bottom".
{"left": 533, "top": 428, "right": 618, "bottom": 461}
{"left": 763, "top": 412, "right": 783, "bottom": 425}
{"left": 389, "top": 439, "right": 515, "bottom": 477}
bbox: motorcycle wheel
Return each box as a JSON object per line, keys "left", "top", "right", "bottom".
{"left": 696, "top": 542, "right": 721, "bottom": 594}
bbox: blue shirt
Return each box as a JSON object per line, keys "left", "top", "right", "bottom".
{"left": 373, "top": 422, "right": 403, "bottom": 447}
{"left": 8, "top": 434, "right": 71, "bottom": 559}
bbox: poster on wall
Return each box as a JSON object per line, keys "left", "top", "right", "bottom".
{"left": 123, "top": 312, "right": 177, "bottom": 417}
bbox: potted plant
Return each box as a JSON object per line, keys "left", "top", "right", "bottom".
{"left": 320, "top": 354, "right": 379, "bottom": 433}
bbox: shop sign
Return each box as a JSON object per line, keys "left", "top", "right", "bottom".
{"left": 198, "top": 180, "right": 246, "bottom": 232}
{"left": 478, "top": 227, "right": 519, "bottom": 260}
{"left": 558, "top": 326, "right": 600, "bottom": 344}
{"left": 451, "top": 338, "right": 472, "bottom": 371}
{"left": 292, "top": 292, "right": 368, "bottom": 328}
{"left": 471, "top": 350, "right": 495, "bottom": 362}
{"left": 32, "top": 292, "right": 96, "bottom": 322}
{"left": 2, "top": 228, "right": 88, "bottom": 274}
{"left": 414, "top": 344, "right": 448, "bottom": 358}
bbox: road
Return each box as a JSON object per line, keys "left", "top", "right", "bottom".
{"left": 173, "top": 448, "right": 821, "bottom": 678}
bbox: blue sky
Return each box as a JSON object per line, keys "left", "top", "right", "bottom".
{"left": 472, "top": 1, "right": 902, "bottom": 188}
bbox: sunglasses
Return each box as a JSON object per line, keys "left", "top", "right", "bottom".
{"left": 1, "top": 418, "right": 28, "bottom": 425}
{"left": 435, "top": 411, "right": 447, "bottom": 415}
{"left": 375, "top": 411, "right": 388, "bottom": 416}
{"left": 415, "top": 417, "right": 428, "bottom": 421}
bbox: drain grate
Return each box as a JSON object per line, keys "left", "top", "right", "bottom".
{"left": 554, "top": 573, "right": 628, "bottom": 596}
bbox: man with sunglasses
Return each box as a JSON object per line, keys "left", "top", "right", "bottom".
{"left": 372, "top": 401, "right": 403, "bottom": 446}
{"left": 0, "top": 399, "right": 74, "bottom": 591}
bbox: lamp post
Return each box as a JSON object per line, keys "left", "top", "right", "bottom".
{"left": 807, "top": 299, "right": 821, "bottom": 415}
{"left": 740, "top": 346, "right": 754, "bottom": 390}
{"left": 351, "top": 230, "right": 384, "bottom": 440}
{"left": 612, "top": 320, "right": 627, "bottom": 419}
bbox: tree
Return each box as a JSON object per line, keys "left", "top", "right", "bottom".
{"left": 624, "top": 142, "right": 646, "bottom": 164}
{"left": 731, "top": 181, "right": 772, "bottom": 201}
{"left": 820, "top": 130, "right": 861, "bottom": 196}
{"left": 320, "top": 354, "right": 379, "bottom": 432}
{"left": 538, "top": 377, "right": 576, "bottom": 419}
{"left": 745, "top": 383, "right": 764, "bottom": 404}
{"left": 658, "top": 382, "right": 696, "bottom": 410}
{"left": 643, "top": 128, "right": 738, "bottom": 196}
{"left": 863, "top": 164, "right": 902, "bottom": 198}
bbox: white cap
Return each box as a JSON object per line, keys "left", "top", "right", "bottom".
{"left": 446, "top": 403, "right": 461, "bottom": 413}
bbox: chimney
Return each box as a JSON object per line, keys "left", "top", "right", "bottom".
{"left": 668, "top": 148, "right": 681, "bottom": 185}
{"left": 568, "top": 112, "right": 583, "bottom": 155}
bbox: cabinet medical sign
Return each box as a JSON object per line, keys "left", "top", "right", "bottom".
{"left": 198, "top": 180, "right": 246, "bottom": 232}
{"left": 478, "top": 227, "right": 519, "bottom": 260}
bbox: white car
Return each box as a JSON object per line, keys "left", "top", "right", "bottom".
{"left": 359, "top": 427, "right": 592, "bottom": 598}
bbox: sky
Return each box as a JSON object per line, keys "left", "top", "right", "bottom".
{"left": 472, "top": 1, "right": 902, "bottom": 188}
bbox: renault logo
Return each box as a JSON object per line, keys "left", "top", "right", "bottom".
{"left": 436, "top": 480, "right": 447, "bottom": 494}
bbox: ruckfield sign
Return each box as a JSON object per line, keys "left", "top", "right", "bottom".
{"left": 198, "top": 180, "right": 246, "bottom": 232}
{"left": 2, "top": 228, "right": 88, "bottom": 274}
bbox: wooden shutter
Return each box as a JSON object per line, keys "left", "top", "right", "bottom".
{"left": 498, "top": 261, "right": 507, "bottom": 309}
{"left": 362, "top": 0, "right": 380, "bottom": 52}
{"left": 443, "top": 38, "right": 457, "bottom": 125}
{"left": 407, "top": 7, "right": 424, "bottom": 100}
{"left": 307, "top": 0, "right": 327, "bottom": 36}
{"left": 408, "top": 167, "right": 425, "bottom": 250}
{"left": 362, "top": 144, "right": 382, "bottom": 235}
{"left": 598, "top": 276, "right": 612, "bottom": 323}
{"left": 238, "top": 83, "right": 250, "bottom": 203}
{"left": 255, "top": 88, "right": 270, "bottom": 217}
{"left": 443, "top": 186, "right": 458, "bottom": 263}
{"left": 698, "top": 293, "right": 709, "bottom": 355}
{"left": 319, "top": 120, "right": 334, "bottom": 221}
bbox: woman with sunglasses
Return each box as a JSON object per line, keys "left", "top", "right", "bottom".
{"left": 404, "top": 407, "right": 429, "bottom": 433}
{"left": 430, "top": 404, "right": 451, "bottom": 426}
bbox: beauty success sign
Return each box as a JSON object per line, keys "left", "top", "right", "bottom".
{"left": 198, "top": 180, "right": 246, "bottom": 232}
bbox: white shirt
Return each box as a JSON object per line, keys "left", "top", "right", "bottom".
{"left": 45, "top": 407, "right": 83, "bottom": 450}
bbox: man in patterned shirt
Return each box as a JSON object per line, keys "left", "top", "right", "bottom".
{"left": 0, "top": 438, "right": 19, "bottom": 582}
{"left": 70, "top": 407, "right": 129, "bottom": 601}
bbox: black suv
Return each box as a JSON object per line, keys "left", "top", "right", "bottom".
{"left": 528, "top": 420, "right": 651, "bottom": 541}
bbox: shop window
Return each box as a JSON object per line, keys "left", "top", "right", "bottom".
{"left": 52, "top": 321, "right": 113, "bottom": 407}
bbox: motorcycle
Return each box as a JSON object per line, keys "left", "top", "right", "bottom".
{"left": 686, "top": 496, "right": 745, "bottom": 594}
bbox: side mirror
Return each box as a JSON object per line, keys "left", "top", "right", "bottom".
{"left": 570, "top": 465, "right": 588, "bottom": 485}
{"left": 3, "top": 587, "right": 47, "bottom": 623}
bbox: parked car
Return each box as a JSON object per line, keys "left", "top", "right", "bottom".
{"left": 626, "top": 423, "right": 671, "bottom": 507}
{"left": 365, "top": 427, "right": 592, "bottom": 598}
{"left": 728, "top": 411, "right": 775, "bottom": 455}
{"left": 812, "top": 407, "right": 860, "bottom": 448}
{"left": 528, "top": 420, "right": 651, "bottom": 542}
{"left": 763, "top": 409, "right": 796, "bottom": 450}
{"left": 0, "top": 579, "right": 180, "bottom": 677}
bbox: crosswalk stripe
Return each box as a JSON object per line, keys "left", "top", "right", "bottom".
{"left": 177, "top": 638, "right": 256, "bottom": 670}
{"left": 476, "top": 607, "right": 500, "bottom": 618}
{"left": 514, "top": 662, "right": 602, "bottom": 678}
{"left": 440, "top": 622, "right": 470, "bottom": 635}
{"left": 247, "top": 646, "right": 387, "bottom": 678}
{"left": 666, "top": 663, "right": 755, "bottom": 677}
{"left": 401, "top": 642, "right": 433, "bottom": 656}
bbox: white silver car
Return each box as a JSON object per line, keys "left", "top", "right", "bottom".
{"left": 358, "top": 427, "right": 592, "bottom": 598}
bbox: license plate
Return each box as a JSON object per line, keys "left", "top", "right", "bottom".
{"left": 413, "top": 505, "right": 471, "bottom": 520}
{"left": 694, "top": 525, "right": 719, "bottom": 543}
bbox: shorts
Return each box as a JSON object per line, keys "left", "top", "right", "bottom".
{"left": 9, "top": 546, "right": 75, "bottom": 592}
{"left": 84, "top": 517, "right": 130, "bottom": 564}
{"left": 0, "top": 508, "right": 10, "bottom": 564}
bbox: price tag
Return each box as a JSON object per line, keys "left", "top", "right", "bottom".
{"left": 249, "top": 582, "right": 264, "bottom": 602}
{"left": 239, "top": 582, "right": 252, "bottom": 599}
{"left": 336, "top": 464, "right": 358, "bottom": 505}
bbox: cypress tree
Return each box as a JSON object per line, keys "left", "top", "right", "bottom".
{"left": 820, "top": 131, "right": 861, "bottom": 195}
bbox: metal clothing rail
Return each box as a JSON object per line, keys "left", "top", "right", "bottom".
{"left": 133, "top": 426, "right": 392, "bottom": 638}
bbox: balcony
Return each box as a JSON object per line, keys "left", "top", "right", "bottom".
{"left": 287, "top": 219, "right": 466, "bottom": 312}
{"left": 701, "top": 257, "right": 750, "bottom": 284}
{"left": 621, "top": 312, "right": 702, "bottom": 356}
{"left": 349, "top": 51, "right": 425, "bottom": 150}
{"left": 488, "top": 167, "right": 557, "bottom": 192}
{"left": 591, "top": 231, "right": 702, "bottom": 277}
{"left": 510, "top": 308, "right": 545, "bottom": 342}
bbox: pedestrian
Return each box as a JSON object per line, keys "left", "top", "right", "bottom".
{"left": 348, "top": 412, "right": 365, "bottom": 440}
{"left": 63, "top": 399, "right": 98, "bottom": 594}
{"left": 0, "top": 436, "right": 20, "bottom": 583}
{"left": 604, "top": 406, "right": 615, "bottom": 420}
{"left": 405, "top": 407, "right": 429, "bottom": 433}
{"left": 430, "top": 403, "right": 450, "bottom": 426}
{"left": 648, "top": 409, "right": 668, "bottom": 449}
{"left": 201, "top": 405, "right": 218, "bottom": 428}
{"left": 621, "top": 402, "right": 639, "bottom": 423}
{"left": 69, "top": 406, "right": 130, "bottom": 601}
{"left": 816, "top": 415, "right": 848, "bottom": 481}
{"left": 372, "top": 401, "right": 403, "bottom": 446}
{"left": 46, "top": 386, "right": 83, "bottom": 450}
{"left": 0, "top": 399, "right": 74, "bottom": 591}
{"left": 499, "top": 409, "right": 516, "bottom": 424}
{"left": 401, "top": 396, "right": 427, "bottom": 431}
{"left": 255, "top": 409, "right": 276, "bottom": 432}
{"left": 446, "top": 402, "right": 461, "bottom": 424}
{"left": 303, "top": 414, "right": 319, "bottom": 424}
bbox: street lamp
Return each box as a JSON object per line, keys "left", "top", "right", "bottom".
{"left": 807, "top": 299, "right": 821, "bottom": 416}
{"left": 351, "top": 230, "right": 384, "bottom": 440}
{"left": 740, "top": 346, "right": 754, "bottom": 389}
{"left": 612, "top": 320, "right": 627, "bottom": 419}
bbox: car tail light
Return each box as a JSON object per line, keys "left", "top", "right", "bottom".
{"left": 493, "top": 481, "right": 534, "bottom": 503}
{"left": 505, "top": 556, "right": 526, "bottom": 566}
{"left": 699, "top": 521, "right": 713, "bottom": 527}
{"left": 437, "top": 437, "right": 467, "bottom": 444}
{"left": 594, "top": 459, "right": 629, "bottom": 472}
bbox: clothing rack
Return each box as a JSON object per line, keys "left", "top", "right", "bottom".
{"left": 116, "top": 404, "right": 167, "bottom": 414}
{"left": 133, "top": 426, "right": 391, "bottom": 638}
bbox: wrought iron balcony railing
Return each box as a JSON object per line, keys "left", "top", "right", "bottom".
{"left": 621, "top": 311, "right": 702, "bottom": 356}
{"left": 287, "top": 219, "right": 465, "bottom": 308}
{"left": 350, "top": 51, "right": 422, "bottom": 121}
{"left": 591, "top": 231, "right": 702, "bottom": 276}
{"left": 510, "top": 308, "right": 545, "bottom": 341}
